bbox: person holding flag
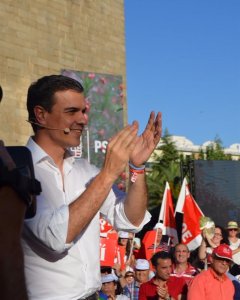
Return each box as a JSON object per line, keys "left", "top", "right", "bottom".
{"left": 138, "top": 182, "right": 178, "bottom": 261}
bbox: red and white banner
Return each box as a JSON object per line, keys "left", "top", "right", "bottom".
{"left": 100, "top": 237, "right": 117, "bottom": 267}
{"left": 175, "top": 177, "right": 204, "bottom": 251}
{"left": 159, "top": 182, "right": 178, "bottom": 246}
{"left": 116, "top": 245, "right": 126, "bottom": 271}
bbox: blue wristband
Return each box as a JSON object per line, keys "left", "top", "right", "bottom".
{"left": 129, "top": 162, "right": 146, "bottom": 171}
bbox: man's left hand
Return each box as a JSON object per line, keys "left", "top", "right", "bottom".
{"left": 129, "top": 111, "right": 162, "bottom": 166}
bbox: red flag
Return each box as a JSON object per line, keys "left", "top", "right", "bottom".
{"left": 175, "top": 177, "right": 204, "bottom": 251}
{"left": 100, "top": 237, "right": 117, "bottom": 267}
{"left": 159, "top": 182, "right": 178, "bottom": 245}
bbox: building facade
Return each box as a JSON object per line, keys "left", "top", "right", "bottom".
{"left": 152, "top": 135, "right": 240, "bottom": 161}
{"left": 0, "top": 0, "right": 126, "bottom": 145}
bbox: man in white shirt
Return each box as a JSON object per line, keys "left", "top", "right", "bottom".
{"left": 22, "top": 75, "right": 162, "bottom": 300}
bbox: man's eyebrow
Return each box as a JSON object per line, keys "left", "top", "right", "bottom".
{"left": 64, "top": 107, "right": 81, "bottom": 112}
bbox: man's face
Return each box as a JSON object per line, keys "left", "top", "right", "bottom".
{"left": 155, "top": 258, "right": 172, "bottom": 281}
{"left": 174, "top": 244, "right": 190, "bottom": 264}
{"left": 101, "top": 281, "right": 116, "bottom": 296}
{"left": 37, "top": 90, "right": 88, "bottom": 149}
{"left": 135, "top": 269, "right": 149, "bottom": 284}
{"left": 211, "top": 256, "right": 231, "bottom": 276}
{"left": 155, "top": 228, "right": 162, "bottom": 244}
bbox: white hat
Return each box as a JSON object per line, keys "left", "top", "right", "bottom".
{"left": 101, "top": 274, "right": 117, "bottom": 284}
{"left": 135, "top": 259, "right": 150, "bottom": 270}
{"left": 153, "top": 222, "right": 164, "bottom": 230}
{"left": 126, "top": 266, "right": 134, "bottom": 272}
{"left": 226, "top": 221, "right": 239, "bottom": 230}
{"left": 118, "top": 231, "right": 129, "bottom": 239}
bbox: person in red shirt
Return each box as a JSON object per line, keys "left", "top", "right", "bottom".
{"left": 171, "top": 243, "right": 198, "bottom": 286}
{"left": 188, "top": 244, "right": 234, "bottom": 300}
{"left": 139, "top": 251, "right": 186, "bottom": 300}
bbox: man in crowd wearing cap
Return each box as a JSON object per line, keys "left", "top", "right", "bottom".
{"left": 170, "top": 243, "right": 198, "bottom": 286}
{"left": 100, "top": 274, "right": 129, "bottom": 300}
{"left": 188, "top": 244, "right": 234, "bottom": 300}
{"left": 150, "top": 223, "right": 171, "bottom": 252}
{"left": 121, "top": 259, "right": 151, "bottom": 300}
{"left": 139, "top": 251, "right": 186, "bottom": 300}
{"left": 138, "top": 223, "right": 172, "bottom": 261}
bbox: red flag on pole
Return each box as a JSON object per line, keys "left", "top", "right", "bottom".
{"left": 159, "top": 182, "right": 178, "bottom": 246}
{"left": 175, "top": 177, "right": 204, "bottom": 251}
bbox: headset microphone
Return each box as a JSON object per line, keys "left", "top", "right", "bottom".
{"left": 27, "top": 120, "right": 71, "bottom": 134}
{"left": 63, "top": 128, "right": 71, "bottom": 134}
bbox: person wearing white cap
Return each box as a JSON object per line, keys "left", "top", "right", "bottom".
{"left": 150, "top": 222, "right": 171, "bottom": 253}
{"left": 125, "top": 259, "right": 151, "bottom": 300}
{"left": 117, "top": 231, "right": 136, "bottom": 268}
{"left": 100, "top": 274, "right": 129, "bottom": 300}
{"left": 227, "top": 221, "right": 240, "bottom": 266}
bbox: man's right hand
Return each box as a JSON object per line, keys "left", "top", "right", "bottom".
{"left": 102, "top": 122, "right": 139, "bottom": 181}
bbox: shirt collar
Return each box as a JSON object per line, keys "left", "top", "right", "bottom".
{"left": 209, "top": 267, "right": 227, "bottom": 282}
{"left": 26, "top": 137, "right": 75, "bottom": 166}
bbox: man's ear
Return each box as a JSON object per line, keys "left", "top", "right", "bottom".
{"left": 33, "top": 106, "right": 47, "bottom": 125}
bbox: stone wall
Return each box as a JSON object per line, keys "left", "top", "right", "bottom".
{"left": 0, "top": 0, "right": 126, "bottom": 145}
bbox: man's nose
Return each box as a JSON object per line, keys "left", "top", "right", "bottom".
{"left": 77, "top": 111, "right": 88, "bottom": 124}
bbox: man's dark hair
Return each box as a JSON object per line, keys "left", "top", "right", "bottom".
{"left": 27, "top": 75, "right": 84, "bottom": 132}
{"left": 151, "top": 251, "right": 172, "bottom": 267}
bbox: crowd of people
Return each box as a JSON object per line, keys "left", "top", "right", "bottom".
{"left": 97, "top": 221, "right": 240, "bottom": 300}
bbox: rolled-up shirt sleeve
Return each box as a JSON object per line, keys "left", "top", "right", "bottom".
{"left": 24, "top": 204, "right": 72, "bottom": 253}
{"left": 100, "top": 184, "right": 151, "bottom": 233}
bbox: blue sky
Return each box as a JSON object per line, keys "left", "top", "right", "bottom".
{"left": 124, "top": 1, "right": 240, "bottom": 147}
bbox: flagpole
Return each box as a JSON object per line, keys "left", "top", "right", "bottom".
{"left": 153, "top": 229, "right": 159, "bottom": 254}
{"left": 126, "top": 233, "right": 135, "bottom": 265}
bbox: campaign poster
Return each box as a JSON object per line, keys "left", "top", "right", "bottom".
{"left": 61, "top": 69, "right": 124, "bottom": 170}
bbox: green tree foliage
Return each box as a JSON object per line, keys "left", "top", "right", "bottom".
{"left": 205, "top": 136, "right": 232, "bottom": 160}
{"left": 146, "top": 130, "right": 181, "bottom": 210}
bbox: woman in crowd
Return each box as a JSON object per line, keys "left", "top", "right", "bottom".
{"left": 227, "top": 221, "right": 240, "bottom": 265}
{"left": 100, "top": 274, "right": 130, "bottom": 300}
{"left": 198, "top": 225, "right": 228, "bottom": 269}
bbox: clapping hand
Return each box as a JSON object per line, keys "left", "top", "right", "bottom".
{"left": 130, "top": 111, "right": 162, "bottom": 167}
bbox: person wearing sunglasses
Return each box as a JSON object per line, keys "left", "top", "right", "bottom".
{"left": 227, "top": 221, "right": 240, "bottom": 266}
